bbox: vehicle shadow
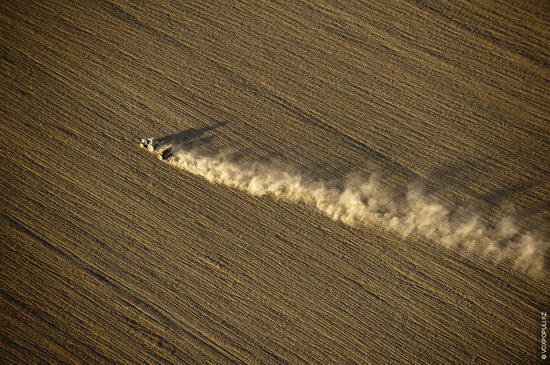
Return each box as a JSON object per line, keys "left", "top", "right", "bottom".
{"left": 156, "top": 121, "right": 227, "bottom": 149}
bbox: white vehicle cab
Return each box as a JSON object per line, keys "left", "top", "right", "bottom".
{"left": 139, "top": 137, "right": 172, "bottom": 160}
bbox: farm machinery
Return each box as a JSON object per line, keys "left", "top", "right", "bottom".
{"left": 139, "top": 138, "right": 173, "bottom": 160}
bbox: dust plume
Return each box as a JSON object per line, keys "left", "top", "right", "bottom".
{"left": 164, "top": 147, "right": 547, "bottom": 276}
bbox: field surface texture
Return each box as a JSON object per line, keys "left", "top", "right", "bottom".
{"left": 1, "top": 0, "right": 549, "bottom": 364}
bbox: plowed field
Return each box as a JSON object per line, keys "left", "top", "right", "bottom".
{"left": 1, "top": 1, "right": 549, "bottom": 364}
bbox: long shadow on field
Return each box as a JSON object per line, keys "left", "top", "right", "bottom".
{"left": 475, "top": 179, "right": 540, "bottom": 207}
{"left": 474, "top": 178, "right": 548, "bottom": 230}
{"left": 157, "top": 121, "right": 227, "bottom": 150}
{"left": 422, "top": 158, "right": 482, "bottom": 194}
{"left": 425, "top": 159, "right": 541, "bottom": 206}
{"left": 423, "top": 158, "right": 547, "bottom": 230}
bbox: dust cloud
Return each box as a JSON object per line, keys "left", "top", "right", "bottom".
{"left": 166, "top": 148, "right": 547, "bottom": 276}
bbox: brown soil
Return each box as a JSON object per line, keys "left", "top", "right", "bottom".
{"left": 1, "top": 0, "right": 549, "bottom": 363}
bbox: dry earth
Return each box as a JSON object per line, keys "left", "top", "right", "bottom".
{"left": 1, "top": 0, "right": 549, "bottom": 364}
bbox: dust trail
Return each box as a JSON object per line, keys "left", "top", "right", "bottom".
{"left": 164, "top": 147, "right": 547, "bottom": 276}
